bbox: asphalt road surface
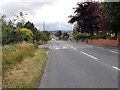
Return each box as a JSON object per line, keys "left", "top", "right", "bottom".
{"left": 39, "top": 40, "right": 119, "bottom": 88}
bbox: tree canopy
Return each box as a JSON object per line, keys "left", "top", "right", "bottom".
{"left": 68, "top": 2, "right": 100, "bottom": 36}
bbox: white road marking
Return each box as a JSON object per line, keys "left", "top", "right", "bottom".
{"left": 112, "top": 66, "right": 120, "bottom": 71}
{"left": 109, "top": 51, "right": 118, "bottom": 54}
{"left": 71, "top": 46, "right": 77, "bottom": 50}
{"left": 63, "top": 47, "right": 67, "bottom": 49}
{"left": 55, "top": 47, "right": 59, "bottom": 49}
{"left": 81, "top": 51, "right": 98, "bottom": 60}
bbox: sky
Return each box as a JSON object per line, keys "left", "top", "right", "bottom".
{"left": 0, "top": 0, "right": 115, "bottom": 31}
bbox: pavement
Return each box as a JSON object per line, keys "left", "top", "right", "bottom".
{"left": 39, "top": 40, "right": 119, "bottom": 88}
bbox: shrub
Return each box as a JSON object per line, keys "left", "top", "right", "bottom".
{"left": 74, "top": 33, "right": 90, "bottom": 41}
{"left": 108, "top": 36, "right": 117, "bottom": 40}
{"left": 37, "top": 40, "right": 47, "bottom": 45}
{"left": 2, "top": 29, "right": 24, "bottom": 45}
{"left": 20, "top": 28, "right": 34, "bottom": 42}
{"left": 92, "top": 35, "right": 100, "bottom": 39}
{"left": 91, "top": 33, "right": 102, "bottom": 39}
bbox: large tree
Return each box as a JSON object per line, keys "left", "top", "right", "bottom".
{"left": 68, "top": 2, "right": 100, "bottom": 36}
{"left": 101, "top": 2, "right": 120, "bottom": 38}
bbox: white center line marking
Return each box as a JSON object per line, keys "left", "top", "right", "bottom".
{"left": 112, "top": 66, "right": 120, "bottom": 71}
{"left": 71, "top": 46, "right": 77, "bottom": 50}
{"left": 55, "top": 47, "right": 59, "bottom": 49}
{"left": 81, "top": 51, "right": 98, "bottom": 60}
{"left": 63, "top": 47, "right": 67, "bottom": 49}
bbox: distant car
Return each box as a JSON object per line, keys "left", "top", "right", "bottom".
{"left": 56, "top": 38, "right": 59, "bottom": 41}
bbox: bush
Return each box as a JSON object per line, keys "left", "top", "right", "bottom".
{"left": 74, "top": 33, "right": 90, "bottom": 41}
{"left": 2, "top": 29, "right": 24, "bottom": 45}
{"left": 37, "top": 40, "right": 47, "bottom": 45}
{"left": 92, "top": 35, "right": 101, "bottom": 39}
{"left": 91, "top": 33, "right": 103, "bottom": 39}
{"left": 20, "top": 28, "right": 34, "bottom": 42}
{"left": 108, "top": 36, "right": 117, "bottom": 40}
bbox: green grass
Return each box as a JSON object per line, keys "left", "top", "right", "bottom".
{"left": 2, "top": 41, "right": 35, "bottom": 73}
{"left": 0, "top": 45, "right": 2, "bottom": 89}
{"left": 43, "top": 48, "right": 49, "bottom": 51}
{"left": 2, "top": 42, "right": 48, "bottom": 88}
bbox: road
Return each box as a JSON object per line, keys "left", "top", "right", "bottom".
{"left": 39, "top": 40, "right": 119, "bottom": 88}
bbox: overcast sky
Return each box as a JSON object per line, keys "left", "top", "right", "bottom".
{"left": 0, "top": 0, "right": 113, "bottom": 31}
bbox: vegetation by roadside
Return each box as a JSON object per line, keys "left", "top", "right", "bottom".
{"left": 2, "top": 41, "right": 36, "bottom": 73}
{"left": 2, "top": 42, "right": 48, "bottom": 88}
{"left": 1, "top": 12, "right": 50, "bottom": 46}
{"left": 37, "top": 40, "right": 47, "bottom": 45}
{"left": 1, "top": 12, "right": 51, "bottom": 88}
{"left": 68, "top": 2, "right": 120, "bottom": 42}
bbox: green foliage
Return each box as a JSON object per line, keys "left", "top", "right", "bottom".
{"left": 55, "top": 31, "right": 62, "bottom": 37}
{"left": 107, "top": 36, "right": 117, "bottom": 40}
{"left": 37, "top": 40, "right": 47, "bottom": 45}
{"left": 101, "top": 2, "right": 120, "bottom": 23}
{"left": 41, "top": 31, "right": 50, "bottom": 41}
{"left": 24, "top": 21, "right": 35, "bottom": 32}
{"left": 24, "top": 21, "right": 50, "bottom": 42}
{"left": 20, "top": 28, "right": 34, "bottom": 42}
{"left": 16, "top": 22, "right": 24, "bottom": 28}
{"left": 91, "top": 33, "right": 103, "bottom": 39}
{"left": 1, "top": 14, "right": 50, "bottom": 45}
{"left": 101, "top": 2, "right": 120, "bottom": 36}
{"left": 74, "top": 33, "right": 90, "bottom": 41}
{"left": 92, "top": 35, "right": 101, "bottom": 39}
{"left": 34, "top": 30, "right": 42, "bottom": 41}
{"left": 2, "top": 29, "right": 24, "bottom": 45}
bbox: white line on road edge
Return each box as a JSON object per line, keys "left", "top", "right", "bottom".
{"left": 71, "top": 46, "right": 77, "bottom": 50}
{"left": 47, "top": 51, "right": 49, "bottom": 55}
{"left": 81, "top": 51, "right": 98, "bottom": 60}
{"left": 109, "top": 51, "right": 118, "bottom": 54}
{"left": 112, "top": 66, "right": 120, "bottom": 71}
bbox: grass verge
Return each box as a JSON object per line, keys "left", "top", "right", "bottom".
{"left": 2, "top": 42, "right": 48, "bottom": 88}
{"left": 2, "top": 41, "right": 36, "bottom": 73}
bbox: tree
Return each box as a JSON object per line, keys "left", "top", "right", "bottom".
{"left": 55, "top": 31, "right": 62, "bottom": 37}
{"left": 1, "top": 15, "right": 24, "bottom": 45}
{"left": 42, "top": 31, "right": 50, "bottom": 41}
{"left": 101, "top": 2, "right": 120, "bottom": 38}
{"left": 68, "top": 2, "right": 100, "bottom": 36}
{"left": 24, "top": 21, "right": 35, "bottom": 31}
{"left": 16, "top": 22, "right": 24, "bottom": 28}
{"left": 62, "top": 32, "right": 69, "bottom": 40}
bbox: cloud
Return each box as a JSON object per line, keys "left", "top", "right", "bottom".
{"left": 0, "top": 0, "right": 82, "bottom": 31}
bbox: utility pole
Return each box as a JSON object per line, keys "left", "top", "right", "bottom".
{"left": 43, "top": 21, "right": 45, "bottom": 31}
